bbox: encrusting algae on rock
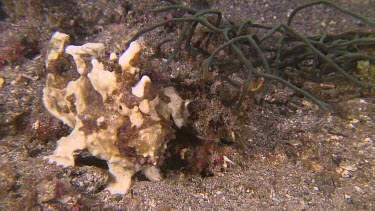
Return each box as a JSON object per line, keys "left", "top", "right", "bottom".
{"left": 43, "top": 32, "right": 189, "bottom": 194}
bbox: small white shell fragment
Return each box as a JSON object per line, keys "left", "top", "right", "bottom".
{"left": 223, "top": 156, "right": 235, "bottom": 165}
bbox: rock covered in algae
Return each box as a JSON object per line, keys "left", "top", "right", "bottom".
{"left": 43, "top": 32, "right": 189, "bottom": 194}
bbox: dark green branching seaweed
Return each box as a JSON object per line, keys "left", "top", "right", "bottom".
{"left": 286, "top": 0, "right": 375, "bottom": 27}
{"left": 125, "top": 0, "right": 375, "bottom": 110}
